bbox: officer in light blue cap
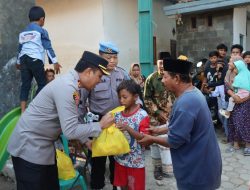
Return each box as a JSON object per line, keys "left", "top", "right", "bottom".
{"left": 88, "top": 42, "right": 130, "bottom": 190}
{"left": 99, "top": 41, "right": 119, "bottom": 54}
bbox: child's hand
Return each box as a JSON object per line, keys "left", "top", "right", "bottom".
{"left": 156, "top": 110, "right": 167, "bottom": 124}
{"left": 16, "top": 64, "right": 21, "bottom": 70}
{"left": 116, "top": 121, "right": 128, "bottom": 132}
{"left": 138, "top": 134, "right": 154, "bottom": 146}
{"left": 54, "top": 63, "right": 62, "bottom": 74}
{"left": 202, "top": 83, "right": 208, "bottom": 88}
{"left": 207, "top": 87, "right": 214, "bottom": 93}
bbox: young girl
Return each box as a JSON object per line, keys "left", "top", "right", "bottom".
{"left": 220, "top": 58, "right": 250, "bottom": 118}
{"left": 113, "top": 80, "right": 149, "bottom": 190}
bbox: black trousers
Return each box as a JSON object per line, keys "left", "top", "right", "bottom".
{"left": 90, "top": 155, "right": 115, "bottom": 189}
{"left": 12, "top": 156, "right": 59, "bottom": 190}
{"left": 20, "top": 55, "right": 47, "bottom": 101}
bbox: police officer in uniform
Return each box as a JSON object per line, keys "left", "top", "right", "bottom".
{"left": 89, "top": 42, "right": 129, "bottom": 190}
{"left": 8, "top": 51, "right": 114, "bottom": 190}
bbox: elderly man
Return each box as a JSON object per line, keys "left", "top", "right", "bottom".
{"left": 139, "top": 58, "right": 222, "bottom": 190}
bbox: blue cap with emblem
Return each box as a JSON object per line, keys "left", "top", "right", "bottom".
{"left": 99, "top": 41, "right": 119, "bottom": 54}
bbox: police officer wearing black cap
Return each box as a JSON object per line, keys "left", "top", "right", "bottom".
{"left": 8, "top": 51, "right": 114, "bottom": 190}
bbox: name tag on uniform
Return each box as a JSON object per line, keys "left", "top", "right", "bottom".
{"left": 116, "top": 78, "right": 123, "bottom": 82}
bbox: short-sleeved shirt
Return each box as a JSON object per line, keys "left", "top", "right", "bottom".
{"left": 89, "top": 67, "right": 128, "bottom": 115}
{"left": 204, "top": 66, "right": 217, "bottom": 83}
{"left": 167, "top": 87, "right": 222, "bottom": 189}
{"left": 114, "top": 108, "right": 149, "bottom": 168}
{"left": 204, "top": 62, "right": 227, "bottom": 88}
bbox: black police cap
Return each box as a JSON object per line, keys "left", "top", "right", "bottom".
{"left": 75, "top": 51, "right": 109, "bottom": 75}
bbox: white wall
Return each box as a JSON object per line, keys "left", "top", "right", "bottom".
{"left": 246, "top": 6, "right": 250, "bottom": 51}
{"left": 102, "top": 0, "right": 139, "bottom": 71}
{"left": 36, "top": 0, "right": 174, "bottom": 73}
{"left": 233, "top": 7, "right": 247, "bottom": 49}
{"left": 153, "top": 0, "right": 176, "bottom": 58}
{"left": 36, "top": 0, "right": 104, "bottom": 72}
{"left": 36, "top": 0, "right": 139, "bottom": 73}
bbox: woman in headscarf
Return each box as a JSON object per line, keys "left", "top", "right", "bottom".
{"left": 129, "top": 63, "right": 146, "bottom": 92}
{"left": 225, "top": 56, "right": 250, "bottom": 156}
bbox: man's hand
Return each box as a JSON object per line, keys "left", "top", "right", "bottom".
{"left": 16, "top": 64, "right": 21, "bottom": 70}
{"left": 157, "top": 111, "right": 167, "bottom": 123}
{"left": 54, "top": 63, "right": 62, "bottom": 74}
{"left": 148, "top": 126, "right": 168, "bottom": 135}
{"left": 138, "top": 134, "right": 155, "bottom": 146}
{"left": 99, "top": 113, "right": 114, "bottom": 129}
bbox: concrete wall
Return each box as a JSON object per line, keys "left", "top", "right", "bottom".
{"left": 176, "top": 9, "right": 233, "bottom": 63}
{"left": 0, "top": 0, "right": 35, "bottom": 118}
{"left": 102, "top": 0, "right": 139, "bottom": 71}
{"left": 36, "top": 0, "right": 139, "bottom": 72}
{"left": 36, "top": 0, "right": 104, "bottom": 72}
{"left": 233, "top": 7, "right": 247, "bottom": 49}
{"left": 153, "top": 0, "right": 176, "bottom": 58}
{"left": 247, "top": 18, "right": 250, "bottom": 50}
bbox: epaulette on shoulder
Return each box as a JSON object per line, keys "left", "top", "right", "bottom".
{"left": 116, "top": 66, "right": 130, "bottom": 80}
{"left": 116, "top": 66, "right": 127, "bottom": 72}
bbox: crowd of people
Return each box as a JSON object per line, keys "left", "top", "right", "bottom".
{"left": 200, "top": 43, "right": 250, "bottom": 156}
{"left": 6, "top": 5, "right": 250, "bottom": 190}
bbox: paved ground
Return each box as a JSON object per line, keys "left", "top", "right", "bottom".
{"left": 1, "top": 129, "right": 250, "bottom": 190}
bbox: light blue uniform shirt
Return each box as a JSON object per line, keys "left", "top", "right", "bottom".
{"left": 89, "top": 67, "right": 129, "bottom": 115}
{"left": 8, "top": 70, "right": 102, "bottom": 165}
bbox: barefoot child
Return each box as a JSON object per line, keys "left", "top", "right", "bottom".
{"left": 114, "top": 80, "right": 150, "bottom": 190}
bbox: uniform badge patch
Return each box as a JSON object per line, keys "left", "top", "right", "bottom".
{"left": 73, "top": 91, "right": 80, "bottom": 106}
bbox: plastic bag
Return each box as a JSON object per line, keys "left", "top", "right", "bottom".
{"left": 92, "top": 125, "right": 130, "bottom": 157}
{"left": 92, "top": 106, "right": 130, "bottom": 157}
{"left": 56, "top": 149, "right": 76, "bottom": 180}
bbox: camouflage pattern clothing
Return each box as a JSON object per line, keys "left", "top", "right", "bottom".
{"left": 144, "top": 71, "right": 175, "bottom": 126}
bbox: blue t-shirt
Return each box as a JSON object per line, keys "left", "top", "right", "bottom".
{"left": 167, "top": 87, "right": 222, "bottom": 190}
